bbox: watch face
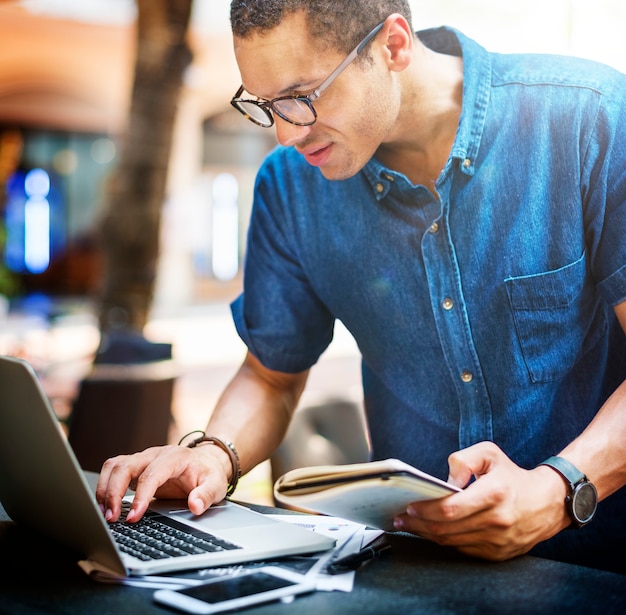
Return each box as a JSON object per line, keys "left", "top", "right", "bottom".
{"left": 572, "top": 482, "right": 598, "bottom": 524}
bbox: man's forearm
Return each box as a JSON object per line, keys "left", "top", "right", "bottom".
{"left": 559, "top": 376, "right": 626, "bottom": 500}
{"left": 558, "top": 302, "right": 626, "bottom": 500}
{"left": 204, "top": 351, "right": 309, "bottom": 476}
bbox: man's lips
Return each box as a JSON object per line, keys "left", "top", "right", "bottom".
{"left": 299, "top": 143, "right": 332, "bottom": 167}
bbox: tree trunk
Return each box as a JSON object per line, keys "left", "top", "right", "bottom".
{"left": 98, "top": 0, "right": 193, "bottom": 333}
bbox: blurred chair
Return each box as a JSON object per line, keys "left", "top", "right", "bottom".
{"left": 270, "top": 398, "right": 370, "bottom": 489}
{"left": 67, "top": 331, "right": 176, "bottom": 472}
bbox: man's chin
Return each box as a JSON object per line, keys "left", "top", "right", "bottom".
{"left": 315, "top": 162, "right": 362, "bottom": 182}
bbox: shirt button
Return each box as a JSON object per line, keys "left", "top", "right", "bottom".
{"left": 463, "top": 158, "right": 471, "bottom": 169}
{"left": 461, "top": 370, "right": 473, "bottom": 383}
{"left": 375, "top": 183, "right": 384, "bottom": 193}
{"left": 429, "top": 222, "right": 439, "bottom": 234}
{"left": 442, "top": 298, "right": 454, "bottom": 310}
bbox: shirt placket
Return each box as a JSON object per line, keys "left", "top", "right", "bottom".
{"left": 421, "top": 185, "right": 494, "bottom": 449}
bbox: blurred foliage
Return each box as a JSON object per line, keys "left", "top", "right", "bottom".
{"left": 0, "top": 221, "right": 20, "bottom": 297}
{"left": 0, "top": 129, "right": 22, "bottom": 298}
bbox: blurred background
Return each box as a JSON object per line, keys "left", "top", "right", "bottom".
{"left": 1, "top": 0, "right": 625, "bottom": 504}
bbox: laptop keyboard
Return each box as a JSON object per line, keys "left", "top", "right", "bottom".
{"left": 109, "top": 502, "right": 242, "bottom": 561}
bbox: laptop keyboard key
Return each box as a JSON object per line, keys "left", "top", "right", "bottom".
{"left": 109, "top": 503, "right": 242, "bottom": 561}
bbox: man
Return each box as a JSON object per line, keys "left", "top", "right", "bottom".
{"left": 97, "top": 0, "right": 626, "bottom": 573}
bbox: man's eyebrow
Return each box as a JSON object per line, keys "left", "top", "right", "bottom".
{"left": 241, "top": 77, "right": 317, "bottom": 100}
{"left": 276, "top": 80, "right": 312, "bottom": 97}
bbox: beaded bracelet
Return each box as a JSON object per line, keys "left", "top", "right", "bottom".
{"left": 179, "top": 431, "right": 241, "bottom": 497}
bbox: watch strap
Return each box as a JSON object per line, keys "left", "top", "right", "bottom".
{"left": 538, "top": 455, "right": 597, "bottom": 529}
{"left": 538, "top": 455, "right": 586, "bottom": 488}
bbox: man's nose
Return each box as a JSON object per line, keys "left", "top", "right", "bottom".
{"left": 274, "top": 116, "right": 312, "bottom": 147}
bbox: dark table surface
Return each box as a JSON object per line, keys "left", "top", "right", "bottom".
{"left": 2, "top": 494, "right": 626, "bottom": 615}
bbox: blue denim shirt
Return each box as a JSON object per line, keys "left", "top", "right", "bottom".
{"left": 232, "top": 27, "right": 626, "bottom": 568}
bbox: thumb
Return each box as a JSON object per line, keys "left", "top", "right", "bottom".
{"left": 447, "top": 456, "right": 473, "bottom": 489}
{"left": 447, "top": 441, "right": 503, "bottom": 488}
{"left": 187, "top": 482, "right": 225, "bottom": 515}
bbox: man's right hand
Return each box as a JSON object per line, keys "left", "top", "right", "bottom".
{"left": 95, "top": 442, "right": 233, "bottom": 523}
{"left": 95, "top": 351, "right": 309, "bottom": 525}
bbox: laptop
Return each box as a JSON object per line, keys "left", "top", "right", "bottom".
{"left": 0, "top": 355, "right": 335, "bottom": 576}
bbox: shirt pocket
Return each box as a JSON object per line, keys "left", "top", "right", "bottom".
{"left": 504, "top": 252, "right": 607, "bottom": 383}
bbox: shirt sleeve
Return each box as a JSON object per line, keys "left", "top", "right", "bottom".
{"left": 584, "top": 68, "right": 626, "bottom": 306}
{"left": 231, "top": 150, "right": 335, "bottom": 373}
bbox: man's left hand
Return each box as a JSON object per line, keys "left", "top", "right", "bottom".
{"left": 393, "top": 441, "right": 571, "bottom": 561}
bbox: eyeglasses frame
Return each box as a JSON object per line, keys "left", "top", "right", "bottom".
{"left": 230, "top": 20, "right": 386, "bottom": 128}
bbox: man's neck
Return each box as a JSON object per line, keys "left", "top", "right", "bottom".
{"left": 376, "top": 48, "right": 463, "bottom": 191}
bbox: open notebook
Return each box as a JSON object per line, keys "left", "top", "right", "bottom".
{"left": 0, "top": 355, "right": 334, "bottom": 576}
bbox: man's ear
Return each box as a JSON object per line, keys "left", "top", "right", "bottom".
{"left": 381, "top": 13, "right": 413, "bottom": 72}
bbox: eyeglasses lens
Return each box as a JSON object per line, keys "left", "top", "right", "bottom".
{"left": 273, "top": 98, "right": 316, "bottom": 125}
{"left": 235, "top": 101, "right": 274, "bottom": 127}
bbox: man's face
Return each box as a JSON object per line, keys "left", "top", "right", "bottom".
{"left": 233, "top": 12, "right": 400, "bottom": 180}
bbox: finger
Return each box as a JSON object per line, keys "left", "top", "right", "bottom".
{"left": 404, "top": 488, "right": 477, "bottom": 524}
{"left": 447, "top": 441, "right": 504, "bottom": 485}
{"left": 187, "top": 479, "right": 227, "bottom": 516}
{"left": 399, "top": 469, "right": 510, "bottom": 536}
{"left": 394, "top": 490, "right": 468, "bottom": 534}
{"left": 126, "top": 446, "right": 187, "bottom": 521}
{"left": 395, "top": 498, "right": 490, "bottom": 540}
{"left": 95, "top": 458, "right": 114, "bottom": 513}
{"left": 184, "top": 447, "right": 236, "bottom": 515}
{"left": 394, "top": 509, "right": 480, "bottom": 541}
{"left": 97, "top": 456, "right": 138, "bottom": 522}
{"left": 395, "top": 505, "right": 522, "bottom": 561}
{"left": 446, "top": 456, "right": 474, "bottom": 489}
{"left": 98, "top": 447, "right": 166, "bottom": 521}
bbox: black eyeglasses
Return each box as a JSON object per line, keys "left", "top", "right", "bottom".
{"left": 230, "top": 20, "right": 386, "bottom": 128}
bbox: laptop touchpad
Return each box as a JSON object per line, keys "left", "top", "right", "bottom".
{"left": 151, "top": 500, "right": 278, "bottom": 530}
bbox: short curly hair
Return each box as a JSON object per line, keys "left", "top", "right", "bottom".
{"left": 230, "top": 0, "right": 413, "bottom": 55}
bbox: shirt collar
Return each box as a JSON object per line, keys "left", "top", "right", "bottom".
{"left": 364, "top": 26, "right": 492, "bottom": 189}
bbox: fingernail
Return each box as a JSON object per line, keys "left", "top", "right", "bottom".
{"left": 190, "top": 498, "right": 204, "bottom": 514}
{"left": 105, "top": 508, "right": 113, "bottom": 521}
{"left": 393, "top": 517, "right": 403, "bottom": 530}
